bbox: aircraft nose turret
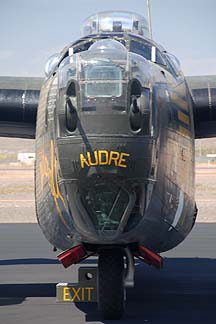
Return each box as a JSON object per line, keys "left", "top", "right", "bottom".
{"left": 57, "top": 37, "right": 152, "bottom": 137}
{"left": 81, "top": 11, "right": 150, "bottom": 38}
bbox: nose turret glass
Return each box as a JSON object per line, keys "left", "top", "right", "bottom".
{"left": 81, "top": 11, "right": 150, "bottom": 38}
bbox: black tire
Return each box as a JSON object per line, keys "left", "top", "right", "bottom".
{"left": 98, "top": 248, "right": 125, "bottom": 320}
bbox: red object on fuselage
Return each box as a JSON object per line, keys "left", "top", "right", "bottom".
{"left": 136, "top": 245, "right": 163, "bottom": 269}
{"left": 57, "top": 245, "right": 86, "bottom": 268}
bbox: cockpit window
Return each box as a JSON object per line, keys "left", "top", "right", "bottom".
{"left": 130, "top": 40, "right": 151, "bottom": 61}
{"left": 84, "top": 63, "right": 122, "bottom": 97}
{"left": 163, "top": 52, "right": 182, "bottom": 77}
{"left": 73, "top": 41, "right": 93, "bottom": 54}
{"left": 72, "top": 36, "right": 126, "bottom": 56}
{"left": 155, "top": 49, "right": 166, "bottom": 66}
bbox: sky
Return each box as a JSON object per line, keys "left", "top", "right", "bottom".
{"left": 1, "top": 0, "right": 216, "bottom": 77}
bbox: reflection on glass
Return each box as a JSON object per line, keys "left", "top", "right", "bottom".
{"left": 84, "top": 63, "right": 122, "bottom": 97}
{"left": 80, "top": 183, "right": 129, "bottom": 231}
{"left": 82, "top": 11, "right": 150, "bottom": 38}
{"left": 85, "top": 65, "right": 121, "bottom": 80}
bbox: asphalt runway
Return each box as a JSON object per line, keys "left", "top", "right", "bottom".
{"left": 1, "top": 224, "right": 216, "bottom": 324}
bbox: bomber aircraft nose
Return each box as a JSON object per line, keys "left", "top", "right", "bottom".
{"left": 53, "top": 35, "right": 157, "bottom": 243}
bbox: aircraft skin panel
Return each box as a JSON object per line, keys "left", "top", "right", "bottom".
{"left": 139, "top": 80, "right": 195, "bottom": 253}
{"left": 0, "top": 76, "right": 43, "bottom": 138}
{"left": 186, "top": 75, "right": 216, "bottom": 138}
{"left": 0, "top": 121, "right": 36, "bottom": 138}
{"left": 35, "top": 77, "right": 77, "bottom": 250}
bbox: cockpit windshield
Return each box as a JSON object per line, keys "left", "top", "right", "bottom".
{"left": 59, "top": 39, "right": 128, "bottom": 96}
{"left": 58, "top": 38, "right": 152, "bottom": 114}
{"left": 84, "top": 62, "right": 123, "bottom": 97}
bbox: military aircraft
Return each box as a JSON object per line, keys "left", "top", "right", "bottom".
{"left": 0, "top": 9, "right": 216, "bottom": 320}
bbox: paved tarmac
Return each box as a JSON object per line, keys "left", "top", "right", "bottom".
{"left": 1, "top": 223, "right": 216, "bottom": 324}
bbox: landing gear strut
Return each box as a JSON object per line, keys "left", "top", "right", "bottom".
{"left": 98, "top": 249, "right": 125, "bottom": 320}
{"left": 57, "top": 244, "right": 163, "bottom": 318}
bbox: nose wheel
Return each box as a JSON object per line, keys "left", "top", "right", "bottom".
{"left": 97, "top": 249, "right": 125, "bottom": 320}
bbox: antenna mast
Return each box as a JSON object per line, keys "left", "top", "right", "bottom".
{"left": 147, "top": 0, "right": 152, "bottom": 39}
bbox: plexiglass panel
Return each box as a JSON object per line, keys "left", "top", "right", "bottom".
{"left": 84, "top": 63, "right": 122, "bottom": 97}
{"left": 58, "top": 38, "right": 152, "bottom": 112}
{"left": 82, "top": 11, "right": 150, "bottom": 38}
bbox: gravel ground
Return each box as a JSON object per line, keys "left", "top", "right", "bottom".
{"left": 0, "top": 166, "right": 36, "bottom": 223}
{"left": 195, "top": 165, "right": 216, "bottom": 222}
{"left": 0, "top": 163, "right": 215, "bottom": 223}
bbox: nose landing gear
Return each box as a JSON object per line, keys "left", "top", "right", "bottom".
{"left": 97, "top": 245, "right": 163, "bottom": 319}
{"left": 57, "top": 244, "right": 163, "bottom": 319}
{"left": 97, "top": 248, "right": 126, "bottom": 320}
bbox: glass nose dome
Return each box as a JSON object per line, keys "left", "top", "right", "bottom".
{"left": 82, "top": 11, "right": 150, "bottom": 38}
